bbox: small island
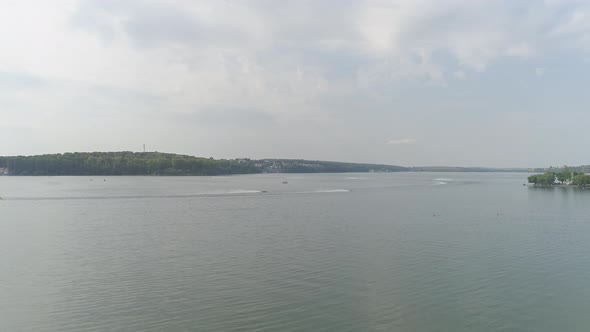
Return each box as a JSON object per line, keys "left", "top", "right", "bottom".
{"left": 528, "top": 169, "right": 590, "bottom": 187}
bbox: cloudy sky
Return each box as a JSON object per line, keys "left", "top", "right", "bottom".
{"left": 1, "top": 0, "right": 590, "bottom": 167}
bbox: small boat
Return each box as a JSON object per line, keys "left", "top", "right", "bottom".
{"left": 282, "top": 179, "right": 288, "bottom": 184}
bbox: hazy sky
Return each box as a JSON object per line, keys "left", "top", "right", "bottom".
{"left": 2, "top": 0, "right": 590, "bottom": 167}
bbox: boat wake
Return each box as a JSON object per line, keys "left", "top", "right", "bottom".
{"left": 225, "top": 190, "right": 263, "bottom": 194}
{"left": 292, "top": 189, "right": 350, "bottom": 194}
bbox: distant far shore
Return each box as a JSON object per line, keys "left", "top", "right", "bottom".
{"left": 0, "top": 151, "right": 583, "bottom": 176}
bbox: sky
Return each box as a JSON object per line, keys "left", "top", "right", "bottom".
{"left": 1, "top": 0, "right": 590, "bottom": 167}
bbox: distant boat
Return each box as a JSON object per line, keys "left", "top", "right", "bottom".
{"left": 282, "top": 179, "right": 288, "bottom": 184}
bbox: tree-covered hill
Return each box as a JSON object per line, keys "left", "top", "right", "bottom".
{"left": 264, "top": 159, "right": 408, "bottom": 173}
{"left": 0, "top": 152, "right": 408, "bottom": 176}
{"left": 0, "top": 152, "right": 260, "bottom": 176}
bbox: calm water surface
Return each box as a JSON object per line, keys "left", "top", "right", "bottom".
{"left": 1, "top": 173, "right": 590, "bottom": 331}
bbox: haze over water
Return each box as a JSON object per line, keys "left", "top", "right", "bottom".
{"left": 2, "top": 173, "right": 590, "bottom": 331}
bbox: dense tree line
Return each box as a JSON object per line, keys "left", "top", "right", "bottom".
{"left": 0, "top": 153, "right": 410, "bottom": 176}
{"left": 572, "top": 173, "right": 590, "bottom": 186}
{"left": 270, "top": 159, "right": 408, "bottom": 173}
{"left": 528, "top": 169, "right": 590, "bottom": 187}
{"left": 528, "top": 172, "right": 559, "bottom": 185}
{"left": 0, "top": 152, "right": 261, "bottom": 176}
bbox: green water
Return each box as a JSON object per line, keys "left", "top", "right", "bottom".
{"left": 1, "top": 173, "right": 590, "bottom": 331}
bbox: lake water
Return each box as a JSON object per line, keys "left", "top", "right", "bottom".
{"left": 2, "top": 172, "right": 590, "bottom": 331}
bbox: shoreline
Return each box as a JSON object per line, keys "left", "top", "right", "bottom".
{"left": 527, "top": 184, "right": 590, "bottom": 188}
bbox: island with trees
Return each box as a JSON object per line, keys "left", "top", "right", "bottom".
{"left": 528, "top": 169, "right": 590, "bottom": 187}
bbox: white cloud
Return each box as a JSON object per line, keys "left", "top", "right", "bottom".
{"left": 2, "top": 0, "right": 590, "bottom": 111}
{"left": 505, "top": 43, "right": 535, "bottom": 57}
{"left": 387, "top": 138, "right": 416, "bottom": 145}
{"left": 2, "top": 0, "right": 590, "bottom": 163}
{"left": 453, "top": 71, "right": 466, "bottom": 80}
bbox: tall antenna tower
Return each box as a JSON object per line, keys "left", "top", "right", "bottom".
{"left": 143, "top": 144, "right": 146, "bottom": 153}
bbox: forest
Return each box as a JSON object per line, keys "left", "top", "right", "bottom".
{"left": 0, "top": 152, "right": 408, "bottom": 176}
{"left": 0, "top": 152, "right": 261, "bottom": 176}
